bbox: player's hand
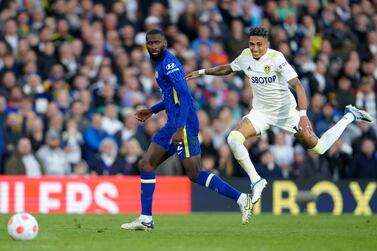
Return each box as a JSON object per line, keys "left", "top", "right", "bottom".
{"left": 185, "top": 71, "right": 200, "bottom": 81}
{"left": 297, "top": 116, "right": 313, "bottom": 137}
{"left": 135, "top": 108, "right": 153, "bottom": 122}
{"left": 172, "top": 128, "right": 184, "bottom": 146}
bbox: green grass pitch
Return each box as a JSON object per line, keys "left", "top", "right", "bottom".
{"left": 0, "top": 213, "right": 376, "bottom": 251}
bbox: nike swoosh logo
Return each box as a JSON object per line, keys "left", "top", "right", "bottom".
{"left": 141, "top": 222, "right": 153, "bottom": 228}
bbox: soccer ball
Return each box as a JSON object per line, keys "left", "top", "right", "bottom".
{"left": 7, "top": 213, "right": 39, "bottom": 241}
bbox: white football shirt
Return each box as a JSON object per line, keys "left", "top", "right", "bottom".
{"left": 230, "top": 48, "right": 298, "bottom": 115}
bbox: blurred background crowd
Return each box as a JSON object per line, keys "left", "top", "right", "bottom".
{"left": 0, "top": 0, "right": 376, "bottom": 181}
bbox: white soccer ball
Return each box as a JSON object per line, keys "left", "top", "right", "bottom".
{"left": 7, "top": 213, "right": 39, "bottom": 241}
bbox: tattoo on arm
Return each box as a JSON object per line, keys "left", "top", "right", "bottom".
{"left": 205, "top": 64, "right": 233, "bottom": 76}
{"left": 288, "top": 77, "right": 300, "bottom": 88}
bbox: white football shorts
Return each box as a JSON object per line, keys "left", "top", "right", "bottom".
{"left": 243, "top": 108, "right": 300, "bottom": 135}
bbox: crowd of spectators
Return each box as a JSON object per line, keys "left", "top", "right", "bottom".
{"left": 0, "top": 0, "right": 376, "bottom": 181}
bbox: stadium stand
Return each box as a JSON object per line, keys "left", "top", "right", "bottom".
{"left": 0, "top": 0, "right": 376, "bottom": 180}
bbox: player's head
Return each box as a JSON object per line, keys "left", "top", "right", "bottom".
{"left": 146, "top": 29, "right": 167, "bottom": 60}
{"left": 248, "top": 27, "right": 269, "bottom": 60}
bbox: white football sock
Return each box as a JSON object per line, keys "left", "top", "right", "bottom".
{"left": 227, "top": 131, "right": 261, "bottom": 183}
{"left": 310, "top": 113, "right": 354, "bottom": 155}
{"left": 140, "top": 214, "right": 153, "bottom": 222}
{"left": 237, "top": 193, "right": 247, "bottom": 205}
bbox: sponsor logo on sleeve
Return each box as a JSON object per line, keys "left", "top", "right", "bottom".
{"left": 278, "top": 61, "right": 288, "bottom": 69}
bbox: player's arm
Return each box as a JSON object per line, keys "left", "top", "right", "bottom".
{"left": 288, "top": 77, "right": 313, "bottom": 137}
{"left": 288, "top": 78, "right": 308, "bottom": 112}
{"left": 275, "top": 51, "right": 313, "bottom": 136}
{"left": 135, "top": 102, "right": 164, "bottom": 123}
{"left": 135, "top": 101, "right": 166, "bottom": 122}
{"left": 186, "top": 50, "right": 245, "bottom": 80}
{"left": 186, "top": 64, "right": 233, "bottom": 80}
{"left": 151, "top": 102, "right": 165, "bottom": 114}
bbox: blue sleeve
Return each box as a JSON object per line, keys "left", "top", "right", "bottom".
{"left": 151, "top": 101, "right": 165, "bottom": 114}
{"left": 165, "top": 61, "right": 191, "bottom": 128}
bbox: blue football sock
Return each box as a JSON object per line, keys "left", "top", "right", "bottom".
{"left": 195, "top": 171, "right": 241, "bottom": 201}
{"left": 140, "top": 171, "right": 156, "bottom": 216}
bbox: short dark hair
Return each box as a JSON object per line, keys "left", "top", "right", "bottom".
{"left": 248, "top": 27, "right": 269, "bottom": 38}
{"left": 146, "top": 29, "right": 165, "bottom": 38}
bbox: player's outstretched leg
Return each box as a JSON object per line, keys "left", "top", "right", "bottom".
{"left": 194, "top": 170, "right": 252, "bottom": 224}
{"left": 121, "top": 171, "right": 156, "bottom": 231}
{"left": 308, "top": 105, "right": 373, "bottom": 155}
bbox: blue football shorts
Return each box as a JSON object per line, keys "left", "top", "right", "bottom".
{"left": 152, "top": 124, "right": 201, "bottom": 159}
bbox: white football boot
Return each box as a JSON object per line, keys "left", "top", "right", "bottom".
{"left": 344, "top": 105, "right": 373, "bottom": 122}
{"left": 121, "top": 217, "right": 154, "bottom": 231}
{"left": 251, "top": 178, "right": 267, "bottom": 204}
{"left": 238, "top": 193, "right": 252, "bottom": 224}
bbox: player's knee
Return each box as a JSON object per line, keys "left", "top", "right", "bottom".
{"left": 295, "top": 133, "right": 325, "bottom": 155}
{"left": 185, "top": 165, "right": 200, "bottom": 182}
{"left": 187, "top": 170, "right": 199, "bottom": 182}
{"left": 137, "top": 159, "right": 145, "bottom": 171}
{"left": 227, "top": 131, "right": 245, "bottom": 150}
{"left": 303, "top": 137, "right": 325, "bottom": 155}
{"left": 138, "top": 159, "right": 154, "bottom": 172}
